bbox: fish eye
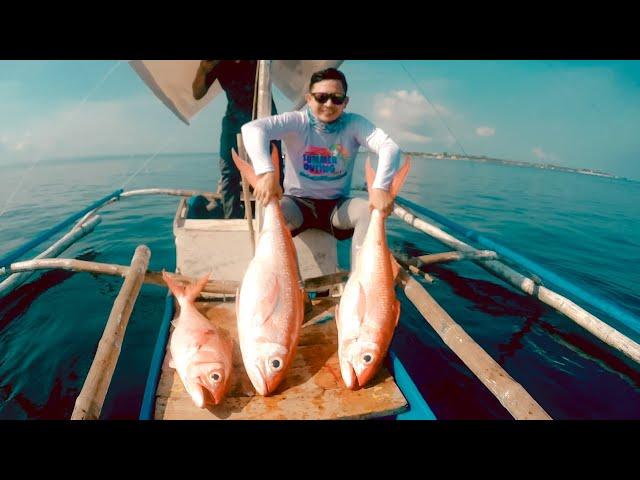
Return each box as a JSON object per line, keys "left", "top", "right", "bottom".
{"left": 270, "top": 358, "right": 283, "bottom": 371}
{"left": 210, "top": 372, "right": 221, "bottom": 382}
{"left": 363, "top": 354, "right": 373, "bottom": 364}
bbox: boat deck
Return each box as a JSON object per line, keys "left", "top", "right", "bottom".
{"left": 154, "top": 296, "right": 408, "bottom": 420}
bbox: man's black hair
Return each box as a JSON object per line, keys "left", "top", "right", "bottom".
{"left": 309, "top": 68, "right": 348, "bottom": 93}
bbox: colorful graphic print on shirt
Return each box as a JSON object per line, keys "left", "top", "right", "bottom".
{"left": 300, "top": 144, "right": 350, "bottom": 181}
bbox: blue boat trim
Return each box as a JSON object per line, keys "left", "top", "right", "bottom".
{"left": 0, "top": 189, "right": 123, "bottom": 269}
{"left": 386, "top": 348, "right": 436, "bottom": 420}
{"left": 395, "top": 195, "right": 640, "bottom": 337}
{"left": 139, "top": 291, "right": 174, "bottom": 420}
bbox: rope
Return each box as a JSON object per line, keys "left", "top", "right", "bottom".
{"left": 399, "top": 62, "right": 470, "bottom": 159}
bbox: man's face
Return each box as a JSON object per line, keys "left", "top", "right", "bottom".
{"left": 305, "top": 79, "right": 349, "bottom": 123}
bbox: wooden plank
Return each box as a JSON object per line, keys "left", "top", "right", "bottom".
{"left": 154, "top": 298, "right": 407, "bottom": 420}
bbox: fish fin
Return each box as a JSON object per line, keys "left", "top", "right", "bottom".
{"left": 389, "top": 156, "right": 411, "bottom": 199}
{"left": 394, "top": 299, "right": 401, "bottom": 328}
{"left": 365, "top": 156, "right": 375, "bottom": 196}
{"left": 271, "top": 143, "right": 281, "bottom": 187}
{"left": 390, "top": 253, "right": 401, "bottom": 281}
{"left": 231, "top": 148, "right": 258, "bottom": 188}
{"left": 253, "top": 274, "right": 280, "bottom": 327}
{"left": 184, "top": 273, "right": 211, "bottom": 303}
{"left": 162, "top": 270, "right": 185, "bottom": 298}
{"left": 162, "top": 271, "right": 210, "bottom": 304}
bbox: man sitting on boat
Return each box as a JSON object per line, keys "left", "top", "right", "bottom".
{"left": 241, "top": 67, "right": 401, "bottom": 270}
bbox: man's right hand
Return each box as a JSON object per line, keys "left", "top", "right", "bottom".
{"left": 254, "top": 171, "right": 282, "bottom": 207}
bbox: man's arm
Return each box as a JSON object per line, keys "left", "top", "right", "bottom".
{"left": 353, "top": 115, "right": 402, "bottom": 217}
{"left": 241, "top": 111, "right": 305, "bottom": 206}
{"left": 192, "top": 60, "right": 221, "bottom": 100}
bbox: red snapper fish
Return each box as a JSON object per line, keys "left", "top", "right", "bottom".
{"left": 336, "top": 156, "right": 411, "bottom": 389}
{"left": 231, "top": 147, "right": 305, "bottom": 396}
{"left": 163, "top": 271, "right": 234, "bottom": 407}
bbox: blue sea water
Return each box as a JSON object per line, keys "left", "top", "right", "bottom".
{"left": 0, "top": 154, "right": 638, "bottom": 419}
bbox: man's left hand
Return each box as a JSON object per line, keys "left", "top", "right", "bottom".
{"left": 369, "top": 188, "right": 395, "bottom": 218}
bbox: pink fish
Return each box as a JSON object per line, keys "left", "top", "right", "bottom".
{"left": 163, "top": 271, "right": 234, "bottom": 407}
{"left": 231, "top": 147, "right": 305, "bottom": 396}
{"left": 336, "top": 156, "right": 411, "bottom": 389}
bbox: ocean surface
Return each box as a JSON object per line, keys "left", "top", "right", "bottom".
{"left": 0, "top": 153, "right": 638, "bottom": 419}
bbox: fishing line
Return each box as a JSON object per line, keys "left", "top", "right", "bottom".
{"left": 399, "top": 62, "right": 470, "bottom": 158}
{"left": 118, "top": 136, "right": 176, "bottom": 190}
{"left": 0, "top": 61, "right": 124, "bottom": 217}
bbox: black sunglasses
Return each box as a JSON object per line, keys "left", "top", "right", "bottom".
{"left": 310, "top": 92, "right": 347, "bottom": 105}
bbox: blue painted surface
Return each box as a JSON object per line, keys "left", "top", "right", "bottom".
{"left": 0, "top": 189, "right": 123, "bottom": 270}
{"left": 387, "top": 349, "right": 436, "bottom": 420}
{"left": 139, "top": 292, "right": 174, "bottom": 420}
{"left": 395, "top": 195, "right": 640, "bottom": 337}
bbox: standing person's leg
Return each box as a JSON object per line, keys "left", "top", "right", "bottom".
{"left": 219, "top": 118, "right": 243, "bottom": 219}
{"left": 330, "top": 197, "right": 371, "bottom": 271}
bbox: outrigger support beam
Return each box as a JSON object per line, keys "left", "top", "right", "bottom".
{"left": 1, "top": 257, "right": 349, "bottom": 297}
{"left": 394, "top": 261, "right": 552, "bottom": 420}
{"left": 71, "top": 245, "right": 150, "bottom": 420}
{"left": 392, "top": 203, "right": 640, "bottom": 365}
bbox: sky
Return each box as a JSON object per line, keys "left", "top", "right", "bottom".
{"left": 1, "top": 60, "right": 639, "bottom": 180}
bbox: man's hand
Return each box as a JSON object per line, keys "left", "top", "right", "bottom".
{"left": 199, "top": 60, "right": 220, "bottom": 73}
{"left": 193, "top": 60, "right": 221, "bottom": 100}
{"left": 254, "top": 172, "right": 282, "bottom": 207}
{"left": 369, "top": 188, "right": 395, "bottom": 218}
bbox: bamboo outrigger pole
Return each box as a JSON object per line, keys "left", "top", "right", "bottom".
{"left": 395, "top": 265, "right": 552, "bottom": 420}
{"left": 393, "top": 204, "right": 640, "bottom": 365}
{"left": 1, "top": 257, "right": 348, "bottom": 296}
{"left": 0, "top": 215, "right": 102, "bottom": 296}
{"left": 71, "top": 245, "right": 150, "bottom": 420}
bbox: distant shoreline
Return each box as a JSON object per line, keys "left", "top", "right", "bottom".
{"left": 406, "top": 151, "right": 626, "bottom": 180}
{"left": 1, "top": 151, "right": 632, "bottom": 182}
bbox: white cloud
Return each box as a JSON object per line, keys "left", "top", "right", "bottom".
{"left": 476, "top": 126, "right": 495, "bottom": 137}
{"left": 371, "top": 89, "right": 455, "bottom": 148}
{"left": 396, "top": 131, "right": 433, "bottom": 143}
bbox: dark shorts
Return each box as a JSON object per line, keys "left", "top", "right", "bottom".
{"left": 285, "top": 195, "right": 355, "bottom": 241}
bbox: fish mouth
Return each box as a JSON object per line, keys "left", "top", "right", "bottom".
{"left": 340, "top": 359, "right": 359, "bottom": 390}
{"left": 247, "top": 364, "right": 269, "bottom": 396}
{"left": 206, "top": 389, "right": 223, "bottom": 406}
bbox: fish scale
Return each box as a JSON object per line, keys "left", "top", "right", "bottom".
{"left": 232, "top": 147, "right": 305, "bottom": 396}
{"left": 336, "top": 156, "right": 411, "bottom": 390}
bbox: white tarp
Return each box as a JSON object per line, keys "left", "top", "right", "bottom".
{"left": 129, "top": 60, "right": 343, "bottom": 125}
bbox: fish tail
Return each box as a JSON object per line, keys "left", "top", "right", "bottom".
{"left": 231, "top": 148, "right": 258, "bottom": 188}
{"left": 365, "top": 156, "right": 375, "bottom": 196}
{"left": 162, "top": 270, "right": 210, "bottom": 305}
{"left": 270, "top": 143, "right": 281, "bottom": 185}
{"left": 365, "top": 155, "right": 411, "bottom": 199}
{"left": 389, "top": 156, "right": 411, "bottom": 199}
